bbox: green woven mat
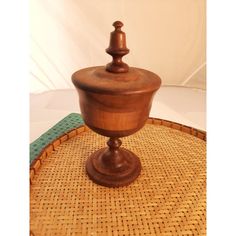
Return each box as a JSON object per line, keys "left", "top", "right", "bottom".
{"left": 30, "top": 113, "right": 84, "bottom": 164}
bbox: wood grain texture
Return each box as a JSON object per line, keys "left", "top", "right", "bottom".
{"left": 72, "top": 21, "right": 161, "bottom": 187}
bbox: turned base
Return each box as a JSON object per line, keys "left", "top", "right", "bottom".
{"left": 86, "top": 138, "right": 141, "bottom": 187}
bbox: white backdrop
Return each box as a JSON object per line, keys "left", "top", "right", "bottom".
{"left": 30, "top": 0, "right": 206, "bottom": 93}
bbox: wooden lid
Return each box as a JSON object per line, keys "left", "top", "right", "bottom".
{"left": 72, "top": 66, "right": 161, "bottom": 95}
{"left": 72, "top": 21, "right": 161, "bottom": 95}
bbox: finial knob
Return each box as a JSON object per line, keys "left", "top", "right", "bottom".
{"left": 106, "top": 21, "right": 129, "bottom": 73}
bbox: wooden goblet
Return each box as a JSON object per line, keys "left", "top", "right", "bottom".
{"left": 72, "top": 21, "right": 161, "bottom": 187}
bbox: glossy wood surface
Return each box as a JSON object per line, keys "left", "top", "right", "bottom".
{"left": 72, "top": 21, "right": 161, "bottom": 187}
{"left": 106, "top": 21, "right": 129, "bottom": 73}
{"left": 86, "top": 137, "right": 141, "bottom": 187}
{"left": 72, "top": 66, "right": 161, "bottom": 95}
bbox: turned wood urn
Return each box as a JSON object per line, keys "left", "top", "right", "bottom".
{"left": 72, "top": 21, "right": 161, "bottom": 187}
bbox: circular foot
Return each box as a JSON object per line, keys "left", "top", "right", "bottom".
{"left": 86, "top": 147, "right": 141, "bottom": 187}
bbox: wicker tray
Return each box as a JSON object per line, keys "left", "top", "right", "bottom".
{"left": 30, "top": 116, "right": 206, "bottom": 236}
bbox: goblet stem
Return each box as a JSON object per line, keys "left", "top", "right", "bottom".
{"left": 101, "top": 137, "right": 125, "bottom": 169}
{"left": 86, "top": 136, "right": 141, "bottom": 187}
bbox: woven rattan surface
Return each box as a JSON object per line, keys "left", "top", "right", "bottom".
{"left": 30, "top": 122, "right": 206, "bottom": 236}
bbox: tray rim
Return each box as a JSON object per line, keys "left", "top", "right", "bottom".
{"left": 30, "top": 117, "right": 206, "bottom": 185}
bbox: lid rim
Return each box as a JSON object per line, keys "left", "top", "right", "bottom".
{"left": 72, "top": 66, "right": 162, "bottom": 95}
{"left": 72, "top": 82, "right": 161, "bottom": 95}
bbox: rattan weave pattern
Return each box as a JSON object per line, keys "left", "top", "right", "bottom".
{"left": 30, "top": 123, "right": 206, "bottom": 236}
